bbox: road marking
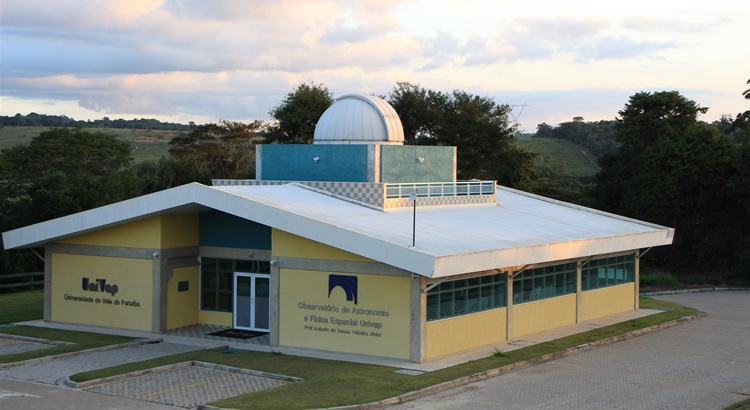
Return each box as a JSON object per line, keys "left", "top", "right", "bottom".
{"left": 0, "top": 389, "right": 41, "bottom": 399}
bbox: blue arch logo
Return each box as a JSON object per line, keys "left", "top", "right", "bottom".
{"left": 328, "top": 274, "right": 358, "bottom": 304}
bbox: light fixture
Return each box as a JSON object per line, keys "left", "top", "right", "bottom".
{"left": 417, "top": 157, "right": 425, "bottom": 163}
{"left": 313, "top": 156, "right": 320, "bottom": 163}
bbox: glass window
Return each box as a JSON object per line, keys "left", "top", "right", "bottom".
{"left": 512, "top": 262, "right": 577, "bottom": 304}
{"left": 426, "top": 273, "right": 507, "bottom": 321}
{"left": 200, "top": 258, "right": 270, "bottom": 312}
{"left": 582, "top": 254, "right": 636, "bottom": 291}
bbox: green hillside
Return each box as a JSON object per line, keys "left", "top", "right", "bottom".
{"left": 0, "top": 126, "right": 178, "bottom": 162}
{"left": 516, "top": 136, "right": 599, "bottom": 178}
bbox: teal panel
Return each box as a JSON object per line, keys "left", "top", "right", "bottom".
{"left": 380, "top": 145, "right": 455, "bottom": 183}
{"left": 261, "top": 144, "right": 368, "bottom": 182}
{"left": 199, "top": 211, "right": 271, "bottom": 249}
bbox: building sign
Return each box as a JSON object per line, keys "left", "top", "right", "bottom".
{"left": 279, "top": 268, "right": 411, "bottom": 359}
{"left": 51, "top": 254, "right": 152, "bottom": 331}
{"left": 327, "top": 274, "right": 357, "bottom": 304}
{"left": 61, "top": 276, "right": 141, "bottom": 308}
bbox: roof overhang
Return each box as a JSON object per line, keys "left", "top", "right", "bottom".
{"left": 2, "top": 183, "right": 674, "bottom": 278}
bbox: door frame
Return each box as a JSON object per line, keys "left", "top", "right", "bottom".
{"left": 232, "top": 272, "right": 271, "bottom": 332}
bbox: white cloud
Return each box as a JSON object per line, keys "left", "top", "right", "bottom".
{"left": 0, "top": 0, "right": 748, "bottom": 131}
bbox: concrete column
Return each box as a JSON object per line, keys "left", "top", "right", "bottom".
{"left": 506, "top": 273, "right": 513, "bottom": 341}
{"left": 43, "top": 246, "right": 52, "bottom": 322}
{"left": 634, "top": 250, "right": 640, "bottom": 310}
{"left": 576, "top": 260, "right": 582, "bottom": 323}
{"left": 255, "top": 145, "right": 263, "bottom": 180}
{"left": 410, "top": 275, "right": 423, "bottom": 362}
{"left": 269, "top": 257, "right": 280, "bottom": 346}
{"left": 151, "top": 252, "right": 164, "bottom": 333}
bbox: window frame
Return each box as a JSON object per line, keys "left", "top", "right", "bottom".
{"left": 426, "top": 273, "right": 507, "bottom": 322}
{"left": 199, "top": 257, "right": 271, "bottom": 312}
{"left": 512, "top": 262, "right": 577, "bottom": 305}
{"left": 581, "top": 253, "right": 635, "bottom": 292}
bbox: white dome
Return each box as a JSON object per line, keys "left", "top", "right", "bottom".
{"left": 313, "top": 94, "right": 404, "bottom": 145}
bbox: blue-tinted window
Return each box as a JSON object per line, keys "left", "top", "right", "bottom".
{"left": 426, "top": 274, "right": 507, "bottom": 321}
{"left": 512, "top": 262, "right": 577, "bottom": 304}
{"left": 582, "top": 254, "right": 635, "bottom": 291}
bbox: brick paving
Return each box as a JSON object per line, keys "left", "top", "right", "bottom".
{"left": 87, "top": 365, "right": 289, "bottom": 408}
{"left": 0, "top": 338, "right": 49, "bottom": 356}
{"left": 394, "top": 291, "right": 750, "bottom": 410}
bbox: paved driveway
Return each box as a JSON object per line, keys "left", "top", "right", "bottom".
{"left": 0, "top": 377, "right": 177, "bottom": 410}
{"left": 394, "top": 291, "right": 750, "bottom": 410}
{"left": 0, "top": 341, "right": 199, "bottom": 385}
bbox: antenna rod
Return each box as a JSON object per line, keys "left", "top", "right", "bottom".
{"left": 411, "top": 192, "right": 417, "bottom": 247}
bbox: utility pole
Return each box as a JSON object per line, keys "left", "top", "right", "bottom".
{"left": 410, "top": 192, "right": 417, "bottom": 247}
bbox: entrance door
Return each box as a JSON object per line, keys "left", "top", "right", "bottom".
{"left": 233, "top": 272, "right": 270, "bottom": 332}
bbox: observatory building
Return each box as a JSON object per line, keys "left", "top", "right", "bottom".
{"left": 2, "top": 94, "right": 673, "bottom": 363}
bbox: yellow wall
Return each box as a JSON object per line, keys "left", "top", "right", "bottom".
{"left": 166, "top": 266, "right": 199, "bottom": 330}
{"left": 58, "top": 216, "right": 162, "bottom": 248}
{"left": 425, "top": 308, "right": 506, "bottom": 360}
{"left": 279, "top": 268, "right": 411, "bottom": 359}
{"left": 161, "top": 214, "right": 199, "bottom": 249}
{"left": 198, "top": 310, "right": 232, "bottom": 327}
{"left": 580, "top": 283, "right": 635, "bottom": 322}
{"left": 58, "top": 214, "right": 198, "bottom": 249}
{"left": 51, "top": 253, "right": 153, "bottom": 331}
{"left": 512, "top": 294, "right": 576, "bottom": 338}
{"left": 272, "top": 229, "right": 372, "bottom": 262}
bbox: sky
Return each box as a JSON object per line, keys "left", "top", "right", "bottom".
{"left": 0, "top": 0, "right": 748, "bottom": 132}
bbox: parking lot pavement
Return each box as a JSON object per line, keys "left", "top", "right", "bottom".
{"left": 0, "top": 338, "right": 51, "bottom": 356}
{"left": 87, "top": 364, "right": 289, "bottom": 408}
{"left": 393, "top": 291, "right": 750, "bottom": 410}
{"left": 0, "top": 341, "right": 200, "bottom": 385}
{"left": 0, "top": 377, "right": 178, "bottom": 410}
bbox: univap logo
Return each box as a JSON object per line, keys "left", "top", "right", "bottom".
{"left": 81, "top": 277, "right": 119, "bottom": 296}
{"left": 328, "top": 274, "right": 358, "bottom": 304}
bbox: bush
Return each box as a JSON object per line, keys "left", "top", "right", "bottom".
{"left": 640, "top": 270, "right": 680, "bottom": 288}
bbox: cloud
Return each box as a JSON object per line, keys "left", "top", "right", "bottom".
{"left": 574, "top": 36, "right": 675, "bottom": 61}
{"left": 0, "top": 0, "right": 744, "bottom": 131}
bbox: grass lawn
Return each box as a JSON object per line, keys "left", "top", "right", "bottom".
{"left": 725, "top": 398, "right": 750, "bottom": 410}
{"left": 0, "top": 289, "right": 43, "bottom": 324}
{"left": 0, "top": 290, "right": 134, "bottom": 364}
{"left": 0, "top": 126, "right": 178, "bottom": 162}
{"left": 70, "top": 296, "right": 698, "bottom": 409}
{"left": 516, "top": 137, "right": 600, "bottom": 178}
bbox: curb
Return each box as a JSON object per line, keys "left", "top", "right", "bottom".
{"left": 0, "top": 337, "right": 163, "bottom": 370}
{"left": 328, "top": 312, "right": 705, "bottom": 410}
{"left": 64, "top": 356, "right": 302, "bottom": 390}
{"left": 0, "top": 332, "right": 73, "bottom": 346}
{"left": 63, "top": 344, "right": 229, "bottom": 388}
{"left": 641, "top": 287, "right": 749, "bottom": 296}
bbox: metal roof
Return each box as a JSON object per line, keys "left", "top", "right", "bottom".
{"left": 313, "top": 94, "right": 405, "bottom": 144}
{"left": 2, "top": 183, "right": 673, "bottom": 278}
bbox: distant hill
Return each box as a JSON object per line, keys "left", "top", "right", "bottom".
{"left": 0, "top": 126, "right": 176, "bottom": 162}
{"left": 0, "top": 113, "right": 196, "bottom": 131}
{"left": 516, "top": 137, "right": 599, "bottom": 178}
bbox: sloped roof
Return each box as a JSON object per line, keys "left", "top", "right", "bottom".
{"left": 2, "top": 183, "right": 673, "bottom": 277}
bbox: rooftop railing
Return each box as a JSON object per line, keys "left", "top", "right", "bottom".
{"left": 385, "top": 180, "right": 496, "bottom": 199}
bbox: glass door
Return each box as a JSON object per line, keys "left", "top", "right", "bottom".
{"left": 233, "top": 272, "right": 270, "bottom": 332}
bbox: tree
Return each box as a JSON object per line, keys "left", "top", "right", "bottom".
{"left": 267, "top": 83, "right": 333, "bottom": 144}
{"left": 388, "top": 83, "right": 535, "bottom": 186}
{"left": 0, "top": 128, "right": 139, "bottom": 228}
{"left": 743, "top": 79, "right": 750, "bottom": 100}
{"left": 591, "top": 91, "right": 746, "bottom": 279}
{"left": 615, "top": 91, "right": 707, "bottom": 149}
{"left": 0, "top": 128, "right": 140, "bottom": 273}
{"left": 167, "top": 120, "right": 265, "bottom": 185}
{"left": 388, "top": 82, "right": 447, "bottom": 144}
